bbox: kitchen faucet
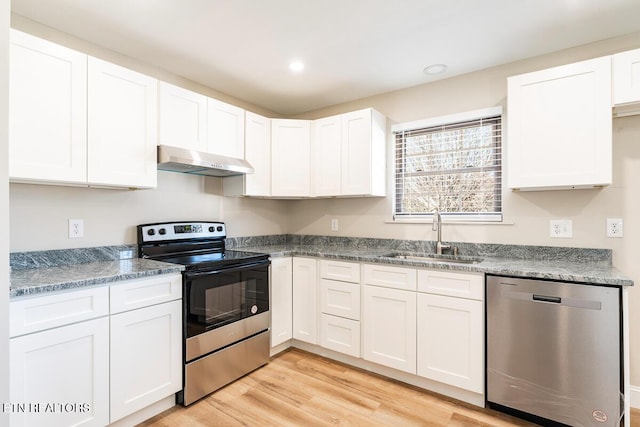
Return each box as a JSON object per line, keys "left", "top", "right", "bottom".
{"left": 432, "top": 208, "right": 451, "bottom": 255}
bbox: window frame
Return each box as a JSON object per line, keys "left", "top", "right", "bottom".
{"left": 391, "top": 107, "right": 503, "bottom": 223}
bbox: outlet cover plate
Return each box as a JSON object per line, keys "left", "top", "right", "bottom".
{"left": 69, "top": 219, "right": 84, "bottom": 238}
{"left": 606, "top": 218, "right": 623, "bottom": 238}
{"left": 550, "top": 219, "right": 572, "bottom": 238}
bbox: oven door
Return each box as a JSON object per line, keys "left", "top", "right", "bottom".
{"left": 184, "top": 260, "right": 269, "bottom": 339}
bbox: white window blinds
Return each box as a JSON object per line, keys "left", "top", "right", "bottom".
{"left": 393, "top": 110, "right": 502, "bottom": 220}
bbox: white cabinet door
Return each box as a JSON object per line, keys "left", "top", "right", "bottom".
{"left": 87, "top": 57, "right": 158, "bottom": 188}
{"left": 362, "top": 285, "right": 416, "bottom": 374}
{"left": 244, "top": 111, "right": 271, "bottom": 196}
{"left": 270, "top": 257, "right": 293, "bottom": 347}
{"left": 613, "top": 48, "right": 640, "bottom": 110}
{"left": 10, "top": 318, "right": 109, "bottom": 427}
{"left": 507, "top": 56, "right": 612, "bottom": 190}
{"left": 207, "top": 98, "right": 245, "bottom": 159}
{"left": 224, "top": 111, "right": 271, "bottom": 197}
{"left": 312, "top": 115, "right": 342, "bottom": 197}
{"left": 158, "top": 81, "right": 207, "bottom": 151}
{"left": 9, "top": 29, "right": 88, "bottom": 185}
{"left": 271, "top": 119, "right": 311, "bottom": 197}
{"left": 110, "top": 300, "right": 182, "bottom": 422}
{"left": 292, "top": 257, "right": 318, "bottom": 344}
{"left": 417, "top": 293, "right": 483, "bottom": 393}
{"left": 341, "top": 108, "right": 386, "bottom": 196}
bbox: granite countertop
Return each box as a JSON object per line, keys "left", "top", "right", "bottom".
{"left": 9, "top": 236, "right": 633, "bottom": 299}
{"left": 9, "top": 247, "right": 184, "bottom": 299}
{"left": 231, "top": 241, "right": 633, "bottom": 287}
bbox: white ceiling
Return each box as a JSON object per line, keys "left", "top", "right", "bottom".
{"left": 10, "top": 0, "right": 640, "bottom": 115}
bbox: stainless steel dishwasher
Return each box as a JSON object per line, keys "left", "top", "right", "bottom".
{"left": 487, "top": 275, "right": 622, "bottom": 426}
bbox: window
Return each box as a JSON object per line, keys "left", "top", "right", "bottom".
{"left": 392, "top": 107, "right": 502, "bottom": 221}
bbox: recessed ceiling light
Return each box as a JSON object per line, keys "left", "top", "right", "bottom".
{"left": 423, "top": 64, "right": 448, "bottom": 75}
{"left": 289, "top": 60, "right": 305, "bottom": 73}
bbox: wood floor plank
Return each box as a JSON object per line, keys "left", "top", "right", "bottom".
{"left": 138, "top": 349, "right": 634, "bottom": 427}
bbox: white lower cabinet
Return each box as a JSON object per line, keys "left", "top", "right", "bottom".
{"left": 292, "top": 257, "right": 318, "bottom": 344}
{"left": 110, "top": 300, "right": 182, "bottom": 422}
{"left": 9, "top": 273, "right": 183, "bottom": 427}
{"left": 271, "top": 257, "right": 293, "bottom": 347}
{"left": 416, "top": 293, "right": 484, "bottom": 393}
{"left": 318, "top": 260, "right": 361, "bottom": 357}
{"left": 320, "top": 313, "right": 361, "bottom": 358}
{"left": 362, "top": 284, "right": 417, "bottom": 374}
{"left": 10, "top": 317, "right": 110, "bottom": 427}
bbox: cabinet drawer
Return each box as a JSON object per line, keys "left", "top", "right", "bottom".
{"left": 10, "top": 286, "right": 109, "bottom": 337}
{"left": 320, "top": 259, "right": 360, "bottom": 283}
{"left": 320, "top": 279, "right": 360, "bottom": 320}
{"left": 110, "top": 274, "right": 182, "bottom": 314}
{"left": 320, "top": 314, "right": 360, "bottom": 358}
{"left": 417, "top": 270, "right": 484, "bottom": 300}
{"left": 363, "top": 264, "right": 417, "bottom": 291}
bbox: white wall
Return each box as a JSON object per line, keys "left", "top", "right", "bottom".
{"left": 0, "top": 0, "right": 9, "bottom": 420}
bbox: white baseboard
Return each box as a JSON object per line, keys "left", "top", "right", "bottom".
{"left": 631, "top": 385, "right": 640, "bottom": 409}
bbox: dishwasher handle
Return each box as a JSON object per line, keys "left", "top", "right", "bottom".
{"left": 500, "top": 289, "right": 602, "bottom": 310}
{"left": 533, "top": 294, "right": 561, "bottom": 304}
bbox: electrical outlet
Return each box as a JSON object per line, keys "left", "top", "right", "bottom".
{"left": 549, "top": 219, "right": 572, "bottom": 238}
{"left": 606, "top": 218, "right": 623, "bottom": 238}
{"left": 69, "top": 219, "right": 84, "bottom": 238}
{"left": 330, "top": 218, "right": 339, "bottom": 232}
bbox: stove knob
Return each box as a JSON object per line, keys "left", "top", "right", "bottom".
{"left": 216, "top": 226, "right": 223, "bottom": 232}
{"left": 147, "top": 229, "right": 156, "bottom": 236}
{"left": 158, "top": 228, "right": 166, "bottom": 235}
{"left": 208, "top": 226, "right": 215, "bottom": 232}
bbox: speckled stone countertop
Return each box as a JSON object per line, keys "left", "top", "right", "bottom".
{"left": 10, "top": 245, "right": 184, "bottom": 298}
{"left": 227, "top": 235, "right": 633, "bottom": 287}
{"left": 9, "top": 236, "right": 633, "bottom": 299}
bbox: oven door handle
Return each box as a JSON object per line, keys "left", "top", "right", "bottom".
{"left": 184, "top": 260, "right": 269, "bottom": 279}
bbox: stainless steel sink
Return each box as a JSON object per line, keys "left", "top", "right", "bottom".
{"left": 381, "top": 253, "right": 482, "bottom": 264}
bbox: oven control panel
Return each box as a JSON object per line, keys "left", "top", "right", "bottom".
{"left": 138, "top": 221, "right": 226, "bottom": 242}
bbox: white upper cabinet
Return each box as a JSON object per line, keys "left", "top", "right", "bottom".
{"left": 507, "top": 56, "right": 612, "bottom": 190}
{"left": 311, "top": 108, "right": 387, "bottom": 197}
{"left": 341, "top": 108, "right": 386, "bottom": 196}
{"left": 9, "top": 30, "right": 88, "bottom": 185}
{"left": 88, "top": 57, "right": 158, "bottom": 188}
{"left": 207, "top": 98, "right": 245, "bottom": 159}
{"left": 312, "top": 114, "right": 342, "bottom": 196}
{"left": 271, "top": 119, "right": 311, "bottom": 197}
{"left": 223, "top": 111, "right": 271, "bottom": 197}
{"left": 613, "top": 48, "right": 640, "bottom": 115}
{"left": 158, "top": 81, "right": 208, "bottom": 151}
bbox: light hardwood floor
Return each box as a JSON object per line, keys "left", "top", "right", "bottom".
{"left": 139, "top": 349, "right": 638, "bottom": 427}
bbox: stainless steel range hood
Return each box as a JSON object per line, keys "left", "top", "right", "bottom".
{"left": 157, "top": 145, "right": 254, "bottom": 177}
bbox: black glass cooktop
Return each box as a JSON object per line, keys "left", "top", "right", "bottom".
{"left": 156, "top": 249, "right": 269, "bottom": 271}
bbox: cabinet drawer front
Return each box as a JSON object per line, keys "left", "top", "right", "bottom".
{"left": 417, "top": 270, "right": 484, "bottom": 300}
{"left": 110, "top": 274, "right": 182, "bottom": 314}
{"left": 10, "top": 286, "right": 109, "bottom": 337}
{"left": 320, "top": 279, "right": 361, "bottom": 320}
{"left": 363, "top": 264, "right": 417, "bottom": 291}
{"left": 320, "top": 314, "right": 361, "bottom": 358}
{"left": 320, "top": 259, "right": 360, "bottom": 283}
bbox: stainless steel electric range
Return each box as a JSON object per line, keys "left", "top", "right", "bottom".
{"left": 137, "top": 221, "right": 270, "bottom": 406}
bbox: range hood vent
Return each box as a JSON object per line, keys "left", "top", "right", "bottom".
{"left": 157, "top": 145, "right": 254, "bottom": 177}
